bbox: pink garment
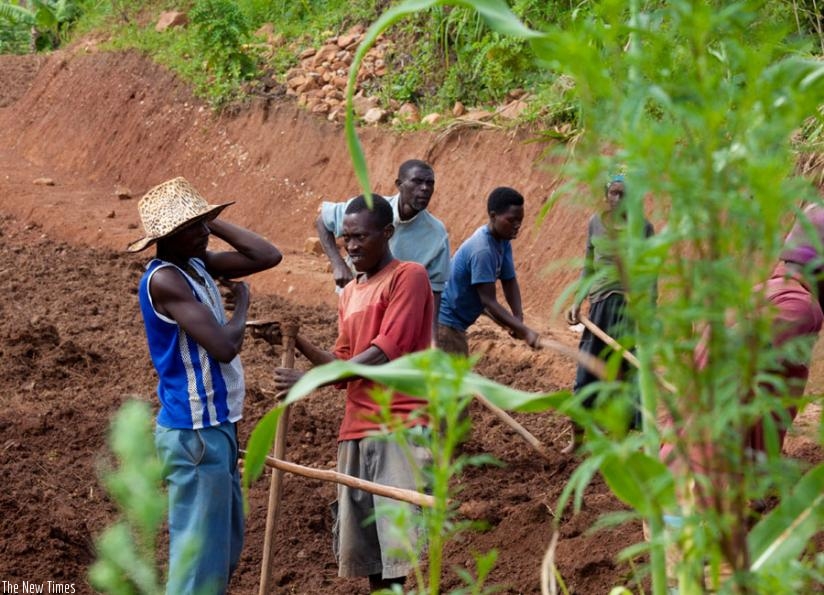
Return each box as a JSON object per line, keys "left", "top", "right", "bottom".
{"left": 750, "top": 262, "right": 823, "bottom": 449}
{"left": 660, "top": 262, "right": 823, "bottom": 476}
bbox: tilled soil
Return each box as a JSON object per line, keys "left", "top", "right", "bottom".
{"left": 0, "top": 48, "right": 820, "bottom": 595}
{"left": 0, "top": 213, "right": 638, "bottom": 594}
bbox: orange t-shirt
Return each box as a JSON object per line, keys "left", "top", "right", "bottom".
{"left": 334, "top": 259, "right": 433, "bottom": 441}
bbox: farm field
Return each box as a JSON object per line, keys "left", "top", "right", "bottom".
{"left": 0, "top": 48, "right": 820, "bottom": 594}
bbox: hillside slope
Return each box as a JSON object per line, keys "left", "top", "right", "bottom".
{"left": 0, "top": 47, "right": 588, "bottom": 322}
{"left": 0, "top": 48, "right": 638, "bottom": 595}
{"left": 1, "top": 47, "right": 820, "bottom": 595}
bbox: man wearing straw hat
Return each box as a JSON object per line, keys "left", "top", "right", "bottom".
{"left": 128, "top": 177, "right": 282, "bottom": 595}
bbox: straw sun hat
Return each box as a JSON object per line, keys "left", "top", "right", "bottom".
{"left": 127, "top": 177, "right": 234, "bottom": 252}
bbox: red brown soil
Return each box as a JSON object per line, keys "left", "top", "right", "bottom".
{"left": 0, "top": 49, "right": 820, "bottom": 595}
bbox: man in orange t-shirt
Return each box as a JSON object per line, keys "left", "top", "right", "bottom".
{"left": 273, "top": 194, "right": 433, "bottom": 592}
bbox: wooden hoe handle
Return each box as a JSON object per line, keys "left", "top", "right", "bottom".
{"left": 260, "top": 455, "right": 435, "bottom": 509}
{"left": 473, "top": 393, "right": 553, "bottom": 462}
{"left": 579, "top": 315, "right": 676, "bottom": 394}
{"left": 259, "top": 323, "right": 299, "bottom": 595}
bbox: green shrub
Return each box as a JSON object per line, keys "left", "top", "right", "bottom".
{"left": 88, "top": 400, "right": 166, "bottom": 595}
{"left": 0, "top": 0, "right": 85, "bottom": 52}
{"left": 189, "top": 0, "right": 257, "bottom": 104}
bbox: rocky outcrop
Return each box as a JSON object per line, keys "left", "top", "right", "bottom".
{"left": 282, "top": 24, "right": 535, "bottom": 128}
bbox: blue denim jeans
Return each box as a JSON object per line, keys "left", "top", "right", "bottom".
{"left": 155, "top": 423, "right": 244, "bottom": 595}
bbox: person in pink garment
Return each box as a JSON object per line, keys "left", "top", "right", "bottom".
{"left": 661, "top": 203, "right": 824, "bottom": 487}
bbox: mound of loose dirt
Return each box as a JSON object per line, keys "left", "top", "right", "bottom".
{"left": 0, "top": 211, "right": 638, "bottom": 595}
{"left": 0, "top": 49, "right": 820, "bottom": 595}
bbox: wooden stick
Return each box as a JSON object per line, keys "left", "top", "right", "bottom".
{"left": 258, "top": 321, "right": 299, "bottom": 595}
{"left": 260, "top": 455, "right": 436, "bottom": 509}
{"left": 473, "top": 311, "right": 605, "bottom": 455}
{"left": 474, "top": 393, "right": 553, "bottom": 463}
{"left": 579, "top": 315, "right": 676, "bottom": 394}
{"left": 480, "top": 309, "right": 605, "bottom": 379}
{"left": 538, "top": 335, "right": 606, "bottom": 379}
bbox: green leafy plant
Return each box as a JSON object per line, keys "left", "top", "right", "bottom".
{"left": 331, "top": 1, "right": 824, "bottom": 593}
{"left": 244, "top": 349, "right": 566, "bottom": 594}
{"left": 189, "top": 0, "right": 257, "bottom": 104}
{"left": 88, "top": 400, "right": 166, "bottom": 595}
{"left": 0, "top": 0, "right": 82, "bottom": 51}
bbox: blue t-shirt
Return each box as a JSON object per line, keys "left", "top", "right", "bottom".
{"left": 319, "top": 193, "right": 450, "bottom": 292}
{"left": 438, "top": 225, "right": 516, "bottom": 331}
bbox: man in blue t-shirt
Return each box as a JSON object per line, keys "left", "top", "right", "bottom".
{"left": 438, "top": 187, "right": 541, "bottom": 355}
{"left": 129, "top": 177, "right": 282, "bottom": 595}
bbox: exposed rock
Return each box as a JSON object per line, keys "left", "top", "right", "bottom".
{"left": 33, "top": 178, "right": 54, "bottom": 186}
{"left": 461, "top": 109, "right": 494, "bottom": 122}
{"left": 296, "top": 79, "right": 319, "bottom": 94}
{"left": 287, "top": 75, "right": 309, "bottom": 89}
{"left": 304, "top": 237, "right": 323, "bottom": 256}
{"left": 289, "top": 28, "right": 537, "bottom": 129}
{"left": 363, "top": 107, "right": 387, "bottom": 125}
{"left": 345, "top": 23, "right": 365, "bottom": 36}
{"left": 336, "top": 34, "right": 359, "bottom": 49}
{"left": 114, "top": 185, "right": 132, "bottom": 200}
{"left": 397, "top": 102, "right": 420, "bottom": 123}
{"left": 155, "top": 11, "right": 188, "bottom": 32}
{"left": 312, "top": 44, "right": 340, "bottom": 67}
{"left": 352, "top": 94, "right": 379, "bottom": 117}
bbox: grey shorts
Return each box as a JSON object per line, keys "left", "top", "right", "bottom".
{"left": 332, "top": 434, "right": 432, "bottom": 579}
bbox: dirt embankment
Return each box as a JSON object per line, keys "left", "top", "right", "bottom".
{"left": 0, "top": 47, "right": 588, "bottom": 320}
{"left": 0, "top": 48, "right": 820, "bottom": 595}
